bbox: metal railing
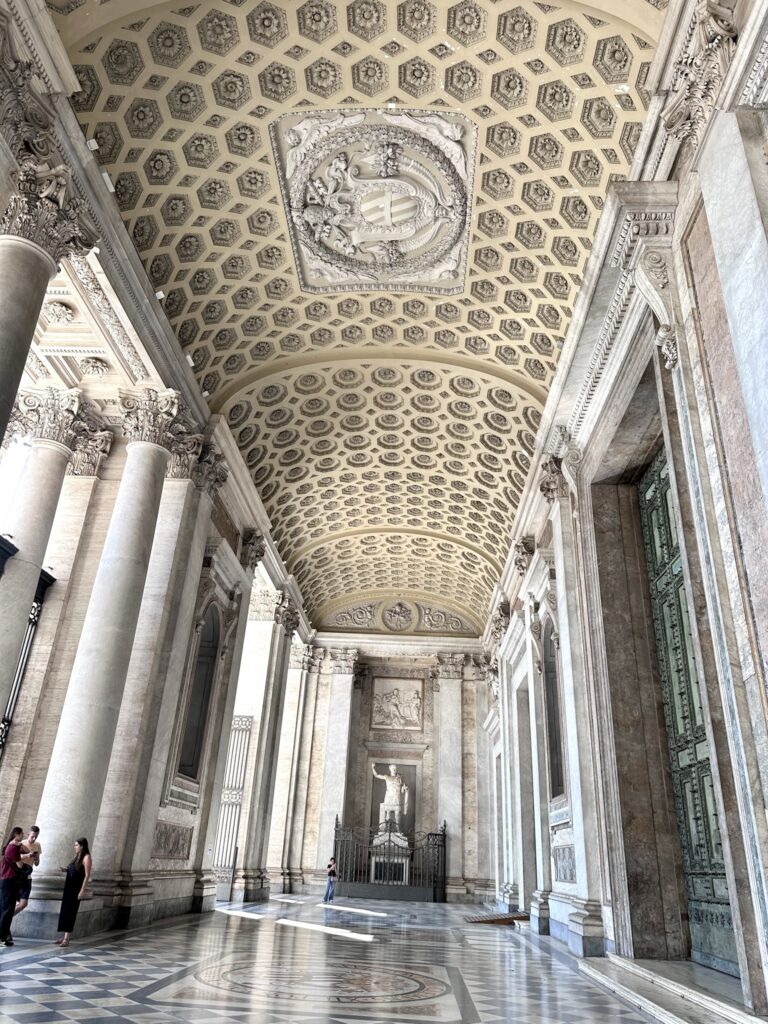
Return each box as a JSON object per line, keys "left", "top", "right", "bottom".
{"left": 334, "top": 817, "right": 446, "bottom": 902}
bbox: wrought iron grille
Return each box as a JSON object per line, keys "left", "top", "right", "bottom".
{"left": 334, "top": 818, "right": 446, "bottom": 902}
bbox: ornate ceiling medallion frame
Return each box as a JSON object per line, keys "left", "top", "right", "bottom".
{"left": 270, "top": 107, "right": 478, "bottom": 294}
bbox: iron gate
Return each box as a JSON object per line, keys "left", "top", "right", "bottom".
{"left": 334, "top": 818, "right": 446, "bottom": 902}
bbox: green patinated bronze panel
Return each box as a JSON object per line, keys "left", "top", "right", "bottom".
{"left": 638, "top": 448, "right": 738, "bottom": 976}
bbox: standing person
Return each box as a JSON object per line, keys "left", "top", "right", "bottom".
{"left": 1, "top": 828, "right": 33, "bottom": 946}
{"left": 323, "top": 857, "right": 337, "bottom": 904}
{"left": 55, "top": 838, "right": 92, "bottom": 947}
{"left": 15, "top": 826, "right": 41, "bottom": 916}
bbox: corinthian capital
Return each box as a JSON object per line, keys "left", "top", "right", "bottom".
{"left": 119, "top": 387, "right": 183, "bottom": 450}
{"left": 431, "top": 652, "right": 465, "bottom": 680}
{"left": 192, "top": 442, "right": 229, "bottom": 498}
{"left": 68, "top": 401, "right": 113, "bottom": 477}
{"left": 0, "top": 161, "right": 93, "bottom": 264}
{"left": 274, "top": 592, "right": 300, "bottom": 635}
{"left": 329, "top": 647, "right": 358, "bottom": 674}
{"left": 240, "top": 529, "right": 266, "bottom": 572}
{"left": 8, "top": 387, "right": 113, "bottom": 474}
{"left": 539, "top": 455, "right": 570, "bottom": 504}
{"left": 8, "top": 386, "right": 81, "bottom": 446}
{"left": 165, "top": 422, "right": 204, "bottom": 479}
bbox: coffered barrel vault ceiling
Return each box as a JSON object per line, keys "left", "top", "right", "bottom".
{"left": 52, "top": 0, "right": 664, "bottom": 632}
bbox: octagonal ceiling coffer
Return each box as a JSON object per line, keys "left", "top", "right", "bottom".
{"left": 270, "top": 108, "right": 477, "bottom": 294}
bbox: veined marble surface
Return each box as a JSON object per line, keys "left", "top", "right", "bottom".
{"left": 0, "top": 898, "right": 646, "bottom": 1023}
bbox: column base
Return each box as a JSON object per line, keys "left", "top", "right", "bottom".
{"left": 530, "top": 889, "right": 550, "bottom": 935}
{"left": 230, "top": 868, "right": 270, "bottom": 904}
{"left": 563, "top": 898, "right": 605, "bottom": 957}
{"left": 496, "top": 881, "right": 519, "bottom": 913}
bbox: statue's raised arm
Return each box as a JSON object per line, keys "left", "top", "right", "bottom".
{"left": 371, "top": 763, "right": 386, "bottom": 779}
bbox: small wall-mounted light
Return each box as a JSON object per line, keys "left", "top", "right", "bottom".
{"left": 155, "top": 290, "right": 165, "bottom": 300}
{"left": 186, "top": 353, "right": 195, "bottom": 367}
{"left": 86, "top": 138, "right": 100, "bottom": 152}
{"left": 101, "top": 170, "right": 115, "bottom": 193}
{"left": 201, "top": 389, "right": 210, "bottom": 398}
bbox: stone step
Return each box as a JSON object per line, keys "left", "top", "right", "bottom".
{"left": 604, "top": 955, "right": 752, "bottom": 1024}
{"left": 579, "top": 958, "right": 752, "bottom": 1024}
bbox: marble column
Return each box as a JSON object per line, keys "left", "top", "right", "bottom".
{"left": 550, "top": 484, "right": 605, "bottom": 956}
{"left": 434, "top": 653, "right": 466, "bottom": 898}
{"left": 31, "top": 388, "right": 192, "bottom": 908}
{"left": 0, "top": 162, "right": 92, "bottom": 447}
{"left": 231, "top": 592, "right": 298, "bottom": 902}
{"left": 496, "top": 658, "right": 518, "bottom": 910}
{"left": 528, "top": 597, "right": 552, "bottom": 935}
{"left": 95, "top": 443, "right": 226, "bottom": 899}
{"left": 511, "top": 683, "right": 536, "bottom": 914}
{"left": 0, "top": 388, "right": 111, "bottom": 718}
{"left": 287, "top": 648, "right": 323, "bottom": 884}
{"left": 266, "top": 642, "right": 309, "bottom": 890}
{"left": 315, "top": 648, "right": 358, "bottom": 869}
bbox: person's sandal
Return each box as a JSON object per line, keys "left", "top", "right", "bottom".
{"left": 57, "top": 939, "right": 69, "bottom": 947}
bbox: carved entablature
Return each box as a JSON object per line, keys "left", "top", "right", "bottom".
{"left": 68, "top": 254, "right": 150, "bottom": 382}
{"left": 513, "top": 537, "right": 536, "bottom": 578}
{"left": 239, "top": 529, "right": 266, "bottom": 572}
{"left": 661, "top": 0, "right": 738, "bottom": 150}
{"left": 539, "top": 455, "right": 569, "bottom": 504}
{"left": 274, "top": 591, "right": 300, "bottom": 635}
{"left": 610, "top": 189, "right": 681, "bottom": 373}
{"left": 329, "top": 647, "right": 359, "bottom": 674}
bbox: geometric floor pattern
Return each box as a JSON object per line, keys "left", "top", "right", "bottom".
{"left": 0, "top": 897, "right": 649, "bottom": 1023}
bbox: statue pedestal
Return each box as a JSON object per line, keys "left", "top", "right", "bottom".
{"left": 370, "top": 830, "right": 410, "bottom": 885}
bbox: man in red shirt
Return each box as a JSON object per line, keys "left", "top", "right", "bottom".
{"left": 0, "top": 827, "right": 34, "bottom": 946}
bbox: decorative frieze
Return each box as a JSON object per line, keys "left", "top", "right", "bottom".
{"left": 67, "top": 254, "right": 150, "bottom": 381}
{"left": 239, "top": 529, "right": 266, "bottom": 571}
{"left": 661, "top": 0, "right": 738, "bottom": 149}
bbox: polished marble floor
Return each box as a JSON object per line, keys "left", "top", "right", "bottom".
{"left": 0, "top": 897, "right": 649, "bottom": 1023}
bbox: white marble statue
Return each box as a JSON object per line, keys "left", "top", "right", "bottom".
{"left": 372, "top": 762, "right": 409, "bottom": 830}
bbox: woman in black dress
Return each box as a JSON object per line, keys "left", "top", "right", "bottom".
{"left": 55, "top": 837, "right": 92, "bottom": 946}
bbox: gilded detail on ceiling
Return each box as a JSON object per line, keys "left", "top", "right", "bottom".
{"left": 270, "top": 108, "right": 476, "bottom": 293}
{"left": 51, "top": 0, "right": 661, "bottom": 632}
